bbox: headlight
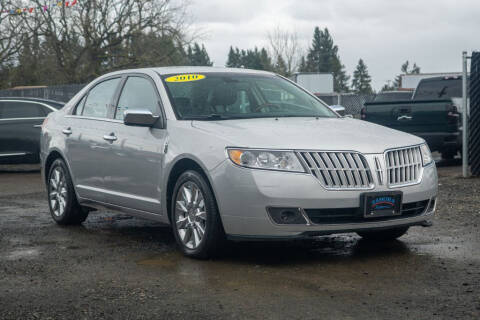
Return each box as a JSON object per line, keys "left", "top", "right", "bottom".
{"left": 227, "top": 148, "right": 305, "bottom": 172}
{"left": 420, "top": 143, "right": 433, "bottom": 166}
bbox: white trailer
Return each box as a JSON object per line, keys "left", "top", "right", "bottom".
{"left": 291, "top": 72, "right": 334, "bottom": 94}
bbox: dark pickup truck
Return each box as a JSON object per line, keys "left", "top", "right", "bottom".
{"left": 362, "top": 76, "right": 463, "bottom": 159}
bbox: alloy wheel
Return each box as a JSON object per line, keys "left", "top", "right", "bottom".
{"left": 49, "top": 166, "right": 68, "bottom": 217}
{"left": 174, "top": 182, "right": 207, "bottom": 249}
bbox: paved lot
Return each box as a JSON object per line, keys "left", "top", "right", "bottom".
{"left": 1, "top": 163, "right": 479, "bottom": 319}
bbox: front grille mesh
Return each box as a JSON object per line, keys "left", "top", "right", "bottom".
{"left": 385, "top": 146, "right": 423, "bottom": 186}
{"left": 298, "top": 151, "right": 373, "bottom": 189}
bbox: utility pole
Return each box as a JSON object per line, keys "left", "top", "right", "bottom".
{"left": 462, "top": 51, "right": 470, "bottom": 178}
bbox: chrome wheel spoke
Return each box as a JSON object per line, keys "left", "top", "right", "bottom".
{"left": 176, "top": 217, "right": 188, "bottom": 229}
{"left": 182, "top": 226, "right": 193, "bottom": 244}
{"left": 194, "top": 221, "right": 205, "bottom": 237}
{"left": 182, "top": 186, "right": 192, "bottom": 205}
{"left": 195, "top": 211, "right": 206, "bottom": 220}
{"left": 192, "top": 228, "right": 200, "bottom": 248}
{"left": 176, "top": 200, "right": 188, "bottom": 213}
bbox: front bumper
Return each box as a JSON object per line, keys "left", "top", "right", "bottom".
{"left": 210, "top": 158, "right": 438, "bottom": 239}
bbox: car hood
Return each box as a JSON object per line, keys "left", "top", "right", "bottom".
{"left": 191, "top": 117, "right": 424, "bottom": 154}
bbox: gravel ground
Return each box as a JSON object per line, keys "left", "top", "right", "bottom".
{"left": 0, "top": 162, "right": 479, "bottom": 319}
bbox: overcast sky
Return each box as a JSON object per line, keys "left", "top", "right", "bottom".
{"left": 186, "top": 0, "right": 479, "bottom": 90}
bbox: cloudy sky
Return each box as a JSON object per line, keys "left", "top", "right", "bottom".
{"left": 186, "top": 0, "right": 479, "bottom": 90}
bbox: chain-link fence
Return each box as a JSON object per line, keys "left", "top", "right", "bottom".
{"left": 316, "top": 93, "right": 376, "bottom": 116}
{"left": 0, "top": 83, "right": 375, "bottom": 116}
{"left": 0, "top": 84, "right": 86, "bottom": 102}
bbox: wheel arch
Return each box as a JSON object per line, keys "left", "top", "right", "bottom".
{"left": 165, "top": 156, "right": 221, "bottom": 225}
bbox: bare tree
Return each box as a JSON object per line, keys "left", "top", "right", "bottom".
{"left": 267, "top": 26, "right": 302, "bottom": 77}
{"left": 21, "top": 0, "right": 192, "bottom": 83}
{"left": 0, "top": 1, "right": 29, "bottom": 67}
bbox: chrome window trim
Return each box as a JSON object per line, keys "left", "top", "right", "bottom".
{"left": 383, "top": 144, "right": 425, "bottom": 189}
{"left": 64, "top": 115, "right": 124, "bottom": 123}
{"left": 0, "top": 152, "right": 28, "bottom": 157}
{"left": 0, "top": 117, "right": 45, "bottom": 121}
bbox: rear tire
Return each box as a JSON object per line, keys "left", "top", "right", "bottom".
{"left": 357, "top": 227, "right": 409, "bottom": 241}
{"left": 171, "top": 170, "right": 226, "bottom": 259}
{"left": 47, "top": 159, "right": 88, "bottom": 225}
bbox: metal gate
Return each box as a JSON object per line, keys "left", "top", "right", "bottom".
{"left": 470, "top": 52, "right": 480, "bottom": 176}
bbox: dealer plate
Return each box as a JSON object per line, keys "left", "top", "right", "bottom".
{"left": 362, "top": 191, "right": 403, "bottom": 218}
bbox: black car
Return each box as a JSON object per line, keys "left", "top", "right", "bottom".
{"left": 0, "top": 97, "right": 64, "bottom": 164}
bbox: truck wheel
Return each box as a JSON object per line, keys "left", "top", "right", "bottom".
{"left": 171, "top": 170, "right": 226, "bottom": 259}
{"left": 357, "top": 227, "right": 409, "bottom": 241}
{"left": 47, "top": 159, "right": 89, "bottom": 225}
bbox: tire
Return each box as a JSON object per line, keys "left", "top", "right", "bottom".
{"left": 357, "top": 226, "right": 409, "bottom": 241}
{"left": 171, "top": 170, "right": 226, "bottom": 259}
{"left": 47, "top": 158, "right": 88, "bottom": 225}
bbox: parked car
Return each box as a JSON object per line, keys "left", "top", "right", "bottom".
{"left": 362, "top": 77, "right": 463, "bottom": 160}
{"left": 0, "top": 97, "right": 64, "bottom": 164}
{"left": 41, "top": 67, "right": 438, "bottom": 258}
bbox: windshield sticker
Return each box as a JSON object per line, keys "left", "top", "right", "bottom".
{"left": 165, "top": 74, "right": 206, "bottom": 83}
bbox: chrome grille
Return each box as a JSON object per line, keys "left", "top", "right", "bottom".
{"left": 298, "top": 151, "right": 374, "bottom": 190}
{"left": 385, "top": 146, "right": 423, "bottom": 187}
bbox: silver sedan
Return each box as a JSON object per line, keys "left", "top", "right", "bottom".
{"left": 40, "top": 67, "right": 438, "bottom": 258}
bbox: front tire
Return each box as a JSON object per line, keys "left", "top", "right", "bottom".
{"left": 171, "top": 170, "right": 225, "bottom": 259}
{"left": 47, "top": 159, "right": 88, "bottom": 225}
{"left": 357, "top": 226, "right": 409, "bottom": 241}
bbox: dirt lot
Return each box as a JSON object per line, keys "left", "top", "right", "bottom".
{"left": 1, "top": 163, "right": 479, "bottom": 319}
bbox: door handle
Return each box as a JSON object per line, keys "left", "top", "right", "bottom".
{"left": 33, "top": 124, "right": 42, "bottom": 128}
{"left": 62, "top": 128, "right": 72, "bottom": 135}
{"left": 103, "top": 134, "right": 117, "bottom": 142}
{"left": 397, "top": 115, "right": 412, "bottom": 121}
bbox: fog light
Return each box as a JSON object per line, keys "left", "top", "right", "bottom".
{"left": 267, "top": 207, "right": 307, "bottom": 225}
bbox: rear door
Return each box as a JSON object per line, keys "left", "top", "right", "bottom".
{"left": 0, "top": 100, "right": 51, "bottom": 163}
{"left": 102, "top": 75, "right": 166, "bottom": 213}
{"left": 65, "top": 77, "right": 122, "bottom": 202}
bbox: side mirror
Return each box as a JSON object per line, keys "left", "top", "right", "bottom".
{"left": 123, "top": 109, "right": 159, "bottom": 127}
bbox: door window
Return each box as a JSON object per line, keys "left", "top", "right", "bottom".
{"left": 115, "top": 77, "right": 159, "bottom": 120}
{"left": 0, "top": 101, "right": 46, "bottom": 119}
{"left": 82, "top": 78, "right": 121, "bottom": 118}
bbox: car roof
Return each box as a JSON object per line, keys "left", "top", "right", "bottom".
{"left": 103, "top": 66, "right": 275, "bottom": 77}
{"left": 0, "top": 97, "right": 65, "bottom": 109}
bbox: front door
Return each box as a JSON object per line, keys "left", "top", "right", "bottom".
{"left": 102, "top": 75, "right": 166, "bottom": 214}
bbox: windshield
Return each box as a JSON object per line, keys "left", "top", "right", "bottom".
{"left": 161, "top": 72, "right": 337, "bottom": 120}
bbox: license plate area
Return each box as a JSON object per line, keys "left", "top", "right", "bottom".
{"left": 362, "top": 191, "right": 403, "bottom": 218}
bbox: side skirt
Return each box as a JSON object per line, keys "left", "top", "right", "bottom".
{"left": 78, "top": 197, "right": 168, "bottom": 224}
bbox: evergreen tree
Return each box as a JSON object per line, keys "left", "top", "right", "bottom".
{"left": 351, "top": 59, "right": 373, "bottom": 94}
{"left": 225, "top": 46, "right": 273, "bottom": 71}
{"left": 226, "top": 46, "right": 242, "bottom": 68}
{"left": 303, "top": 27, "right": 350, "bottom": 92}
{"left": 274, "top": 54, "right": 288, "bottom": 76}
{"left": 186, "top": 43, "right": 213, "bottom": 66}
